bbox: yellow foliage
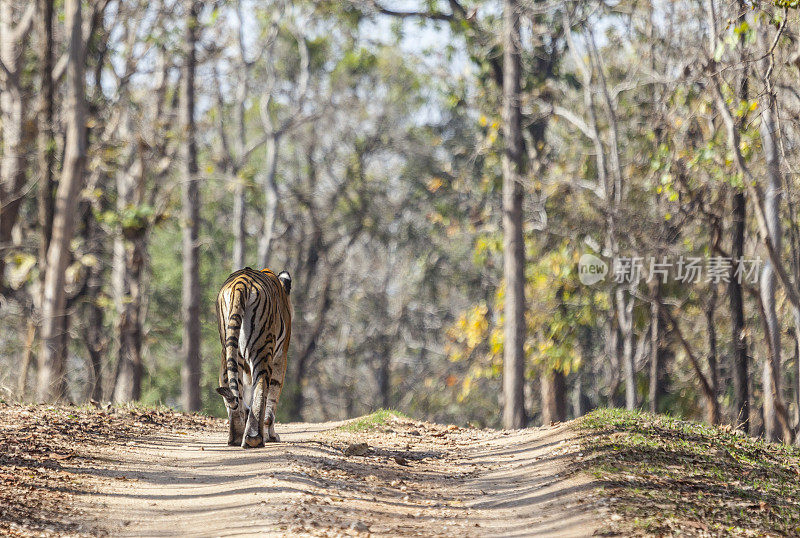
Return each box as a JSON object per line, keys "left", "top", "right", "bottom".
{"left": 447, "top": 242, "right": 606, "bottom": 388}
{"left": 427, "top": 177, "right": 444, "bottom": 193}
{"left": 490, "top": 328, "right": 503, "bottom": 355}
{"left": 465, "top": 304, "right": 488, "bottom": 348}
{"left": 458, "top": 375, "right": 472, "bottom": 403}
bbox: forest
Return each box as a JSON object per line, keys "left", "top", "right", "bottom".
{"left": 3, "top": 0, "right": 800, "bottom": 447}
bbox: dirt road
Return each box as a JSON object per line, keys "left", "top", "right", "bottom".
{"left": 81, "top": 415, "right": 600, "bottom": 537}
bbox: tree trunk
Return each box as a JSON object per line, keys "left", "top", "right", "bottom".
{"left": 232, "top": 181, "right": 246, "bottom": 269}
{"left": 705, "top": 290, "right": 720, "bottom": 424}
{"left": 287, "top": 334, "right": 315, "bottom": 421}
{"left": 37, "top": 0, "right": 86, "bottom": 402}
{"left": 83, "top": 264, "right": 105, "bottom": 402}
{"left": 622, "top": 326, "right": 635, "bottom": 409}
{"left": 111, "top": 220, "right": 128, "bottom": 396}
{"left": 13, "top": 0, "right": 54, "bottom": 403}
{"left": 180, "top": 0, "right": 202, "bottom": 412}
{"left": 288, "top": 364, "right": 306, "bottom": 421}
{"left": 112, "top": 144, "right": 146, "bottom": 403}
{"left": 32, "top": 0, "right": 56, "bottom": 400}
{"left": 760, "top": 95, "right": 785, "bottom": 442}
{"left": 761, "top": 264, "right": 781, "bottom": 441}
{"left": 792, "top": 308, "right": 800, "bottom": 444}
{"left": 572, "top": 370, "right": 589, "bottom": 418}
{"left": 378, "top": 347, "right": 391, "bottom": 410}
{"left": 113, "top": 235, "right": 144, "bottom": 402}
{"left": 501, "top": 0, "right": 527, "bottom": 429}
{"left": 649, "top": 280, "right": 667, "bottom": 413}
{"left": 231, "top": 0, "right": 250, "bottom": 271}
{"left": 617, "top": 285, "right": 636, "bottom": 410}
{"left": 37, "top": 0, "right": 55, "bottom": 271}
{"left": 730, "top": 191, "right": 750, "bottom": 431}
{"left": 541, "top": 370, "right": 566, "bottom": 424}
{"left": 258, "top": 135, "right": 280, "bottom": 269}
{"left": 17, "top": 320, "right": 37, "bottom": 399}
{"left": 793, "top": 312, "right": 800, "bottom": 435}
{"left": 74, "top": 198, "right": 104, "bottom": 402}
{"left": 0, "top": 1, "right": 33, "bottom": 291}
{"left": 605, "top": 317, "right": 623, "bottom": 406}
{"left": 729, "top": 0, "right": 750, "bottom": 433}
{"left": 574, "top": 327, "right": 593, "bottom": 416}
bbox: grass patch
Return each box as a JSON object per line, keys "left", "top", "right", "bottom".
{"left": 578, "top": 408, "right": 800, "bottom": 536}
{"left": 339, "top": 408, "right": 409, "bottom": 432}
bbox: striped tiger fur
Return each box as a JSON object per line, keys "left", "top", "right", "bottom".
{"left": 215, "top": 267, "right": 292, "bottom": 448}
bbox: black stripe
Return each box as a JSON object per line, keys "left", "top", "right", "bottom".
{"left": 227, "top": 283, "right": 240, "bottom": 314}
{"left": 252, "top": 343, "right": 268, "bottom": 362}
{"left": 247, "top": 293, "right": 270, "bottom": 354}
{"left": 245, "top": 291, "right": 263, "bottom": 351}
{"left": 275, "top": 318, "right": 285, "bottom": 348}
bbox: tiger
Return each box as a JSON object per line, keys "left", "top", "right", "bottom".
{"left": 214, "top": 267, "right": 292, "bottom": 448}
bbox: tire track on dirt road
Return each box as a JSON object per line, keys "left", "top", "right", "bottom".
{"left": 82, "top": 417, "right": 601, "bottom": 537}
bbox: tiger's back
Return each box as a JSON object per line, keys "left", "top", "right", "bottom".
{"left": 215, "top": 267, "right": 292, "bottom": 447}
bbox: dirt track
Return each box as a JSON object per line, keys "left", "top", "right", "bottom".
{"left": 80, "top": 416, "right": 600, "bottom": 537}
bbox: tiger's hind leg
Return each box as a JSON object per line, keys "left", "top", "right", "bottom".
{"left": 216, "top": 387, "right": 246, "bottom": 446}
{"left": 264, "top": 338, "right": 289, "bottom": 443}
{"left": 227, "top": 405, "right": 247, "bottom": 446}
{"left": 228, "top": 381, "right": 249, "bottom": 446}
{"left": 243, "top": 339, "right": 274, "bottom": 448}
{"left": 242, "top": 373, "right": 265, "bottom": 448}
{"left": 265, "top": 407, "right": 279, "bottom": 443}
{"left": 219, "top": 359, "right": 248, "bottom": 446}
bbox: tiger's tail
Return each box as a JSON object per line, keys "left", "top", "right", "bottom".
{"left": 216, "top": 283, "right": 246, "bottom": 410}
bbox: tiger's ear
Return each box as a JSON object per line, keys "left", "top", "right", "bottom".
{"left": 278, "top": 271, "right": 291, "bottom": 295}
{"left": 216, "top": 386, "right": 235, "bottom": 403}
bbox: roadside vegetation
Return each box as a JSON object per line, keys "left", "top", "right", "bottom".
{"left": 580, "top": 409, "right": 800, "bottom": 536}
{"left": 338, "top": 408, "right": 410, "bottom": 432}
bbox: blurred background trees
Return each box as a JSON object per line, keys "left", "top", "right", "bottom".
{"left": 6, "top": 0, "right": 800, "bottom": 443}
